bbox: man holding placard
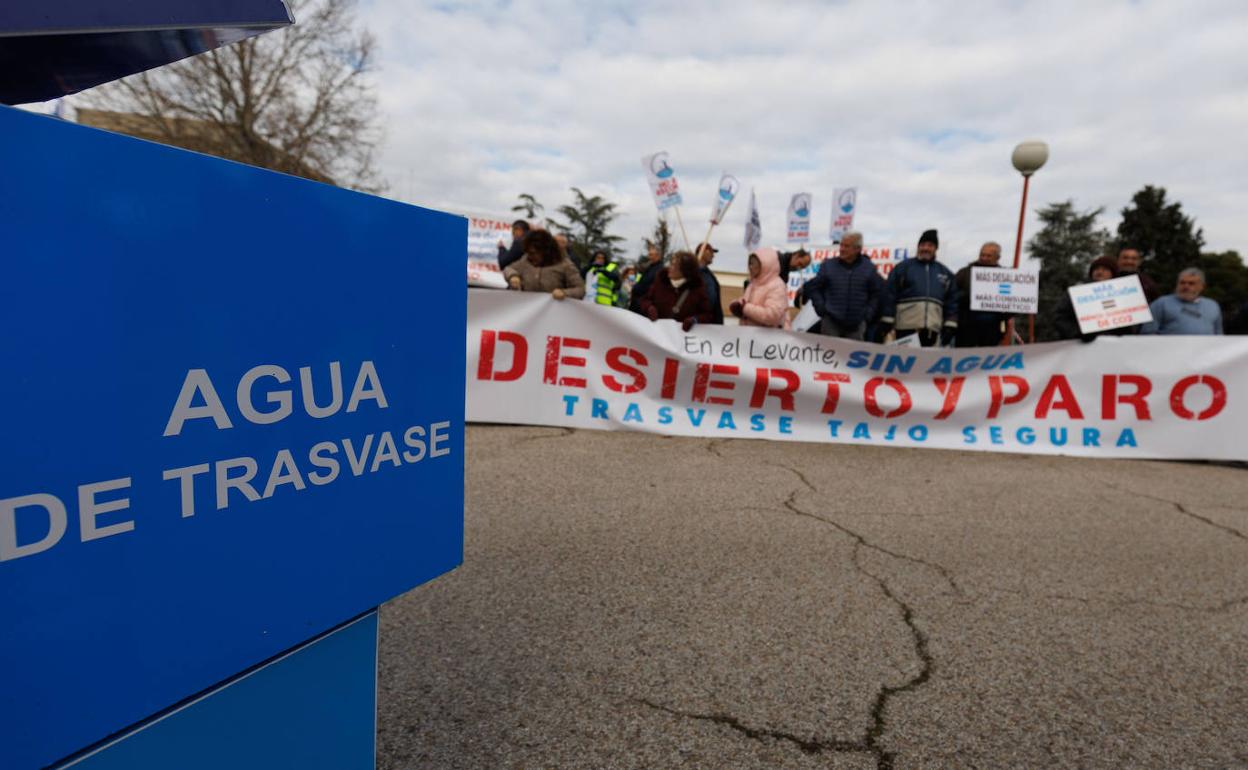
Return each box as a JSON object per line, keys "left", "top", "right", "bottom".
{"left": 959, "top": 241, "right": 1035, "bottom": 347}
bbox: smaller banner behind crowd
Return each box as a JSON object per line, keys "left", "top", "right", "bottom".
{"left": 466, "top": 212, "right": 512, "bottom": 289}
{"left": 467, "top": 289, "right": 1246, "bottom": 460}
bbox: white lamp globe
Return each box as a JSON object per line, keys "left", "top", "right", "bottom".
{"left": 1012, "top": 140, "right": 1049, "bottom": 177}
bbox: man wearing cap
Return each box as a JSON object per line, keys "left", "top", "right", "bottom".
{"left": 879, "top": 229, "right": 959, "bottom": 347}
{"left": 697, "top": 243, "right": 725, "bottom": 324}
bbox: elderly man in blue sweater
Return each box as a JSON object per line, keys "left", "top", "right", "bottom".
{"left": 1145, "top": 267, "right": 1223, "bottom": 335}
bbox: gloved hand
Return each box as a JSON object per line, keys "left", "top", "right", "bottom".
{"left": 940, "top": 327, "right": 956, "bottom": 347}
{"left": 1080, "top": 334, "right": 1097, "bottom": 344}
{"left": 681, "top": 317, "right": 696, "bottom": 332}
{"left": 729, "top": 300, "right": 744, "bottom": 319}
{"left": 647, "top": 306, "right": 659, "bottom": 321}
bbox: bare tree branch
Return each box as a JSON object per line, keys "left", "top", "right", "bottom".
{"left": 83, "top": 0, "right": 384, "bottom": 192}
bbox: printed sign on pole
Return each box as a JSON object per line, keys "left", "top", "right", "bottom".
{"left": 830, "top": 187, "right": 857, "bottom": 243}
{"left": 710, "top": 173, "right": 740, "bottom": 224}
{"left": 1068, "top": 275, "right": 1153, "bottom": 335}
{"left": 744, "top": 188, "right": 761, "bottom": 251}
{"left": 641, "top": 151, "right": 683, "bottom": 210}
{"left": 787, "top": 192, "right": 812, "bottom": 243}
{"left": 971, "top": 266, "right": 1040, "bottom": 314}
{"left": 464, "top": 211, "right": 514, "bottom": 289}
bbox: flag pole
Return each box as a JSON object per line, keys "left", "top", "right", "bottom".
{"left": 673, "top": 205, "right": 693, "bottom": 252}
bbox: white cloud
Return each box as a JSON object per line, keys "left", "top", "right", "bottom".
{"left": 361, "top": 0, "right": 1248, "bottom": 273}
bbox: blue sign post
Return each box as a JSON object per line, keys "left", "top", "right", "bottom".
{"left": 0, "top": 105, "right": 465, "bottom": 769}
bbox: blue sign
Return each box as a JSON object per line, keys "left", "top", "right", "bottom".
{"left": 0, "top": 1, "right": 292, "bottom": 104}
{"left": 62, "top": 613, "right": 379, "bottom": 770}
{"left": 0, "top": 106, "right": 465, "bottom": 769}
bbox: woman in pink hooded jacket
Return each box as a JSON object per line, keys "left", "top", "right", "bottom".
{"left": 729, "top": 247, "right": 792, "bottom": 329}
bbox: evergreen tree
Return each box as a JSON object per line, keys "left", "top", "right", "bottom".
{"left": 1115, "top": 185, "right": 1204, "bottom": 290}
{"left": 1196, "top": 250, "right": 1248, "bottom": 316}
{"left": 1028, "top": 201, "right": 1111, "bottom": 341}
{"left": 550, "top": 187, "right": 626, "bottom": 268}
{"left": 510, "top": 193, "right": 545, "bottom": 221}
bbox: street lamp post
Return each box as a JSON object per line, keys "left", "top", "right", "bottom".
{"left": 1010, "top": 140, "right": 1048, "bottom": 343}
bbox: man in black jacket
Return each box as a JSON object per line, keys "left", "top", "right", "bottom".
{"left": 630, "top": 244, "right": 666, "bottom": 313}
{"left": 496, "top": 219, "right": 531, "bottom": 270}
{"left": 954, "top": 241, "right": 1011, "bottom": 347}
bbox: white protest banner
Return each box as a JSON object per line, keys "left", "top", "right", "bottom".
{"left": 744, "top": 188, "right": 761, "bottom": 251}
{"left": 641, "top": 151, "right": 683, "bottom": 210}
{"left": 467, "top": 289, "right": 1247, "bottom": 460}
{"left": 1069, "top": 275, "right": 1152, "bottom": 335}
{"left": 465, "top": 212, "right": 513, "bottom": 289}
{"left": 787, "top": 192, "right": 812, "bottom": 243}
{"left": 710, "top": 173, "right": 740, "bottom": 224}
{"left": 830, "top": 188, "right": 857, "bottom": 243}
{"left": 971, "top": 266, "right": 1040, "bottom": 314}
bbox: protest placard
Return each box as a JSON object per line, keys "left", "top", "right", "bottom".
{"left": 830, "top": 188, "right": 857, "bottom": 242}
{"left": 787, "top": 192, "right": 811, "bottom": 243}
{"left": 971, "top": 266, "right": 1040, "bottom": 314}
{"left": 641, "top": 151, "right": 682, "bottom": 210}
{"left": 1069, "top": 275, "right": 1152, "bottom": 334}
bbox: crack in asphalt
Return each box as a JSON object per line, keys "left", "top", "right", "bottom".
{"left": 705, "top": 438, "right": 730, "bottom": 458}
{"left": 777, "top": 492, "right": 965, "bottom": 600}
{"left": 1107, "top": 484, "right": 1246, "bottom": 542}
{"left": 639, "top": 470, "right": 944, "bottom": 769}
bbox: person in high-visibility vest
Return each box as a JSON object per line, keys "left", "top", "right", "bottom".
{"left": 583, "top": 250, "right": 622, "bottom": 306}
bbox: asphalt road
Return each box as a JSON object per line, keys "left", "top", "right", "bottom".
{"left": 377, "top": 426, "right": 1248, "bottom": 769}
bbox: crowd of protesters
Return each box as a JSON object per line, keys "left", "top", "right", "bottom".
{"left": 498, "top": 219, "right": 1226, "bottom": 344}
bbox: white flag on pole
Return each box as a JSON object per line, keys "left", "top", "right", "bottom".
{"left": 786, "top": 192, "right": 812, "bottom": 243}
{"left": 830, "top": 187, "right": 857, "bottom": 243}
{"left": 710, "top": 173, "right": 740, "bottom": 224}
{"left": 744, "top": 188, "right": 762, "bottom": 251}
{"left": 641, "top": 151, "right": 683, "bottom": 210}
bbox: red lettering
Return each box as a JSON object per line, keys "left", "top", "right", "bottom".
{"left": 1035, "top": 375, "right": 1084, "bottom": 419}
{"left": 477, "top": 330, "right": 528, "bottom": 382}
{"left": 661, "top": 358, "right": 680, "bottom": 400}
{"left": 864, "top": 377, "right": 912, "bottom": 419}
{"left": 603, "top": 347, "right": 648, "bottom": 394}
{"left": 987, "top": 375, "right": 1029, "bottom": 419}
{"left": 931, "top": 377, "right": 965, "bottom": 420}
{"left": 749, "top": 368, "right": 800, "bottom": 411}
{"left": 1101, "top": 375, "right": 1152, "bottom": 420}
{"left": 543, "top": 336, "right": 590, "bottom": 388}
{"left": 814, "top": 372, "right": 850, "bottom": 414}
{"left": 1170, "top": 375, "right": 1227, "bottom": 421}
{"left": 692, "top": 363, "right": 739, "bottom": 406}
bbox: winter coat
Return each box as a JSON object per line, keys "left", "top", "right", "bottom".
{"left": 739, "top": 248, "right": 792, "bottom": 329}
{"left": 630, "top": 260, "right": 666, "bottom": 312}
{"left": 638, "top": 272, "right": 715, "bottom": 325}
{"left": 503, "top": 257, "right": 586, "bottom": 298}
{"left": 881, "top": 258, "right": 959, "bottom": 334}
{"left": 802, "top": 255, "right": 884, "bottom": 329}
{"left": 497, "top": 235, "right": 526, "bottom": 270}
{"left": 700, "top": 266, "right": 725, "bottom": 324}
